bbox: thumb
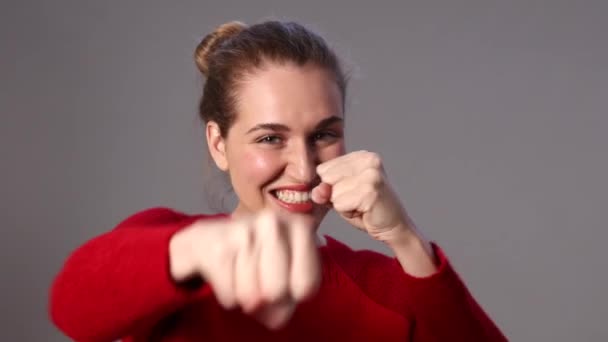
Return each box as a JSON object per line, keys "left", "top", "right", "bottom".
{"left": 311, "top": 182, "right": 332, "bottom": 205}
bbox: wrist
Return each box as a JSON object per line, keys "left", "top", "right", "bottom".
{"left": 381, "top": 218, "right": 418, "bottom": 248}
{"left": 384, "top": 222, "right": 438, "bottom": 277}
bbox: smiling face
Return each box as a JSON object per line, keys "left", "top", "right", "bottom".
{"left": 206, "top": 62, "right": 345, "bottom": 230}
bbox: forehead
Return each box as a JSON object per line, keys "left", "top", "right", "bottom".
{"left": 233, "top": 62, "right": 343, "bottom": 129}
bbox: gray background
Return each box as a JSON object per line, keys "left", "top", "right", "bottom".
{"left": 1, "top": 0, "right": 607, "bottom": 341}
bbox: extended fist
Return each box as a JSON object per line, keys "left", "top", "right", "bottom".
{"left": 169, "top": 210, "right": 321, "bottom": 329}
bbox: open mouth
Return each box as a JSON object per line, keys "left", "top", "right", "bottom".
{"left": 269, "top": 189, "right": 314, "bottom": 213}
{"left": 271, "top": 189, "right": 312, "bottom": 203}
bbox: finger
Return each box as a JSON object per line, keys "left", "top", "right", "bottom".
{"left": 317, "top": 150, "right": 379, "bottom": 184}
{"left": 289, "top": 218, "right": 321, "bottom": 301}
{"left": 330, "top": 189, "right": 360, "bottom": 214}
{"left": 317, "top": 160, "right": 360, "bottom": 185}
{"left": 311, "top": 182, "right": 331, "bottom": 205}
{"left": 316, "top": 150, "right": 363, "bottom": 174}
{"left": 331, "top": 168, "right": 382, "bottom": 207}
{"left": 329, "top": 174, "right": 362, "bottom": 202}
{"left": 234, "top": 224, "right": 262, "bottom": 313}
{"left": 254, "top": 297, "right": 296, "bottom": 330}
{"left": 202, "top": 242, "right": 237, "bottom": 310}
{"left": 331, "top": 180, "right": 374, "bottom": 214}
{"left": 257, "top": 211, "right": 290, "bottom": 304}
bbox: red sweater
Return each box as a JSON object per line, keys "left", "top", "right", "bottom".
{"left": 49, "top": 207, "right": 507, "bottom": 341}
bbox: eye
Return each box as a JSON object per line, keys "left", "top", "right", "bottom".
{"left": 311, "top": 130, "right": 339, "bottom": 142}
{"left": 257, "top": 135, "right": 283, "bottom": 144}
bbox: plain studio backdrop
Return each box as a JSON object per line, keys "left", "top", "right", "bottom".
{"left": 1, "top": 0, "right": 607, "bottom": 341}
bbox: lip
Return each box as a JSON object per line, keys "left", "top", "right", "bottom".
{"left": 271, "top": 184, "right": 312, "bottom": 192}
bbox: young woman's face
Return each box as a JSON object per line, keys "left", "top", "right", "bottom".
{"left": 215, "top": 62, "right": 345, "bottom": 230}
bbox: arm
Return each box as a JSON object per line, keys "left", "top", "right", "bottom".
{"left": 49, "top": 208, "right": 219, "bottom": 342}
{"left": 387, "top": 227, "right": 507, "bottom": 341}
{"left": 325, "top": 235, "right": 507, "bottom": 342}
{"left": 314, "top": 150, "right": 506, "bottom": 340}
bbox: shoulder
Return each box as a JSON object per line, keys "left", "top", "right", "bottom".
{"left": 114, "top": 207, "right": 228, "bottom": 229}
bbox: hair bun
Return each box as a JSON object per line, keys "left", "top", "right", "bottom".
{"left": 195, "top": 21, "right": 247, "bottom": 76}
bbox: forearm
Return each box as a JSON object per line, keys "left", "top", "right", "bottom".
{"left": 49, "top": 208, "right": 212, "bottom": 341}
{"left": 384, "top": 222, "right": 438, "bottom": 277}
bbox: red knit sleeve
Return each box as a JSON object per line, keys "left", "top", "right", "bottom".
{"left": 324, "top": 236, "right": 507, "bottom": 341}
{"left": 49, "top": 208, "right": 222, "bottom": 342}
{"left": 398, "top": 243, "right": 507, "bottom": 341}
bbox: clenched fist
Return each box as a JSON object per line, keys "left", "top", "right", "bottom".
{"left": 312, "top": 150, "right": 411, "bottom": 242}
{"left": 169, "top": 210, "right": 321, "bottom": 329}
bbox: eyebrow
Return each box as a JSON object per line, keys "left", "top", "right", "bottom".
{"left": 246, "top": 116, "right": 343, "bottom": 134}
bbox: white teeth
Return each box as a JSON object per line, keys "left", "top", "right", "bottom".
{"left": 275, "top": 190, "right": 311, "bottom": 204}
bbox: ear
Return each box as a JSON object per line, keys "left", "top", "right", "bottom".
{"left": 206, "top": 121, "right": 229, "bottom": 171}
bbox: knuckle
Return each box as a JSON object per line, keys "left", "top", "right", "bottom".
{"left": 257, "top": 211, "right": 280, "bottom": 235}
{"left": 292, "top": 274, "right": 320, "bottom": 301}
{"left": 228, "top": 220, "right": 248, "bottom": 243}
{"left": 205, "top": 238, "right": 229, "bottom": 266}
{"left": 333, "top": 201, "right": 347, "bottom": 212}
{"left": 262, "top": 280, "right": 288, "bottom": 303}
{"left": 290, "top": 218, "right": 308, "bottom": 235}
{"left": 267, "top": 220, "right": 281, "bottom": 237}
{"left": 236, "top": 286, "right": 257, "bottom": 308}
{"left": 362, "top": 183, "right": 376, "bottom": 196}
{"left": 365, "top": 168, "right": 383, "bottom": 187}
{"left": 231, "top": 223, "right": 250, "bottom": 246}
{"left": 220, "top": 296, "right": 237, "bottom": 310}
{"left": 213, "top": 284, "right": 236, "bottom": 309}
{"left": 363, "top": 192, "right": 378, "bottom": 211}
{"left": 262, "top": 301, "right": 295, "bottom": 330}
{"left": 366, "top": 152, "right": 382, "bottom": 168}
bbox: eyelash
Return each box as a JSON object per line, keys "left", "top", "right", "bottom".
{"left": 311, "top": 131, "right": 338, "bottom": 142}
{"left": 256, "top": 131, "right": 339, "bottom": 145}
{"left": 257, "top": 135, "right": 284, "bottom": 144}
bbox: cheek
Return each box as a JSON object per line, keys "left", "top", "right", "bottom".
{"left": 336, "top": 141, "right": 346, "bottom": 155}
{"left": 238, "top": 149, "right": 282, "bottom": 186}
{"left": 321, "top": 141, "right": 346, "bottom": 161}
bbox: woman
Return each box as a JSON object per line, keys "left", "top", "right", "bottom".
{"left": 50, "top": 20, "right": 506, "bottom": 341}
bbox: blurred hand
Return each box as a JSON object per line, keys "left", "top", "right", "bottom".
{"left": 169, "top": 210, "right": 321, "bottom": 330}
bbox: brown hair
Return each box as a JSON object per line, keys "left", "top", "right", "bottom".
{"left": 194, "top": 20, "right": 348, "bottom": 137}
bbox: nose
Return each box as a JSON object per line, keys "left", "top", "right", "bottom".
{"left": 286, "top": 140, "right": 319, "bottom": 183}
